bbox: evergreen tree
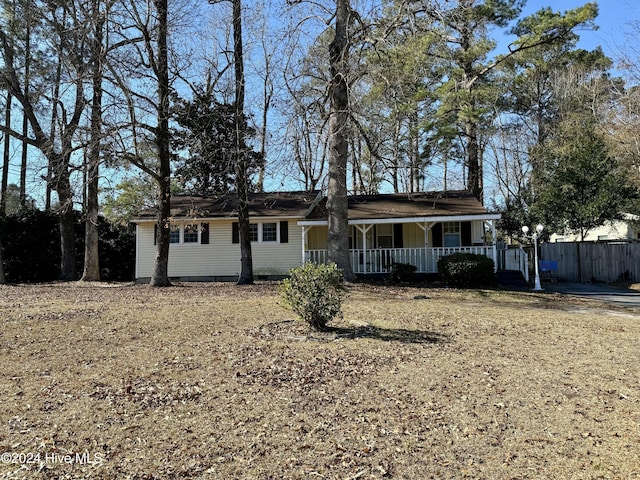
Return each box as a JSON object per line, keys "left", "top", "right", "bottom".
{"left": 171, "top": 86, "right": 262, "bottom": 196}
{"left": 533, "top": 116, "right": 636, "bottom": 240}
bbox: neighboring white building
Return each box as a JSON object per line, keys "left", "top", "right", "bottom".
{"left": 131, "top": 190, "right": 501, "bottom": 282}
{"left": 550, "top": 214, "right": 639, "bottom": 243}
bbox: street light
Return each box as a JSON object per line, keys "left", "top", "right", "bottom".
{"left": 522, "top": 224, "right": 544, "bottom": 291}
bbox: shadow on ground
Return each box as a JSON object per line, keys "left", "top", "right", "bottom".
{"left": 256, "top": 320, "right": 450, "bottom": 344}
{"left": 323, "top": 325, "right": 450, "bottom": 344}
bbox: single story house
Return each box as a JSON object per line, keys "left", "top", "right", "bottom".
{"left": 550, "top": 213, "right": 640, "bottom": 243}
{"left": 131, "top": 190, "right": 501, "bottom": 282}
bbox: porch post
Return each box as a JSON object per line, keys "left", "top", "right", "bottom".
{"left": 354, "top": 224, "right": 373, "bottom": 274}
{"left": 491, "top": 220, "right": 497, "bottom": 272}
{"left": 423, "top": 223, "right": 428, "bottom": 273}
{"left": 416, "top": 222, "right": 433, "bottom": 273}
{"left": 301, "top": 226, "right": 308, "bottom": 265}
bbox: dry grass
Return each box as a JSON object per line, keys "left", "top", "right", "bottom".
{"left": 0, "top": 282, "right": 639, "bottom": 479}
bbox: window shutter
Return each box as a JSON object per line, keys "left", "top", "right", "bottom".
{"left": 201, "top": 223, "right": 209, "bottom": 244}
{"left": 280, "top": 221, "right": 289, "bottom": 243}
{"left": 432, "top": 223, "right": 443, "bottom": 247}
{"left": 461, "top": 222, "right": 472, "bottom": 246}
{"left": 232, "top": 222, "right": 239, "bottom": 244}
{"left": 393, "top": 223, "right": 404, "bottom": 248}
{"left": 154, "top": 224, "right": 158, "bottom": 245}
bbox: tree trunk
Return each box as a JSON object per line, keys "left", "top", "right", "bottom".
{"left": 327, "top": 0, "right": 356, "bottom": 282}
{"left": 19, "top": 17, "right": 30, "bottom": 207}
{"left": 47, "top": 59, "right": 62, "bottom": 212}
{"left": 1, "top": 92, "right": 10, "bottom": 215}
{"left": 150, "top": 0, "right": 172, "bottom": 287}
{"left": 81, "top": 5, "right": 104, "bottom": 282}
{"left": 150, "top": 179, "right": 172, "bottom": 287}
{"left": 55, "top": 164, "right": 77, "bottom": 280}
{"left": 232, "top": 0, "right": 253, "bottom": 285}
{"left": 466, "top": 119, "right": 482, "bottom": 202}
{"left": 0, "top": 236, "right": 5, "bottom": 284}
{"left": 0, "top": 91, "right": 7, "bottom": 283}
{"left": 256, "top": 47, "right": 272, "bottom": 193}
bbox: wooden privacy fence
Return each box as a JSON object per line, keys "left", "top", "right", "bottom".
{"left": 541, "top": 242, "right": 640, "bottom": 283}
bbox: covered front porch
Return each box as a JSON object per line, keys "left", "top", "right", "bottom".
{"left": 304, "top": 245, "right": 497, "bottom": 274}
{"left": 299, "top": 215, "right": 500, "bottom": 275}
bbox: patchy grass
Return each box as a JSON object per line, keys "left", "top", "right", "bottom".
{"left": 0, "top": 282, "right": 639, "bottom": 479}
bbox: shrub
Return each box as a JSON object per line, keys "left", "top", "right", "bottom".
{"left": 437, "top": 253, "right": 496, "bottom": 287}
{"left": 0, "top": 209, "right": 135, "bottom": 283}
{"left": 390, "top": 262, "right": 417, "bottom": 283}
{"left": 280, "top": 262, "right": 345, "bottom": 331}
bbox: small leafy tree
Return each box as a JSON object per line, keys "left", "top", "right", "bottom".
{"left": 280, "top": 262, "right": 345, "bottom": 331}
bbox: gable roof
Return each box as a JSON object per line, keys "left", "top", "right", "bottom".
{"left": 132, "top": 190, "right": 322, "bottom": 222}
{"left": 131, "top": 189, "right": 497, "bottom": 223}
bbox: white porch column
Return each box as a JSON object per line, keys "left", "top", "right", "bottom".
{"left": 416, "top": 222, "right": 434, "bottom": 273}
{"left": 354, "top": 224, "right": 373, "bottom": 273}
{"left": 491, "top": 220, "right": 498, "bottom": 272}
{"left": 301, "top": 226, "right": 309, "bottom": 264}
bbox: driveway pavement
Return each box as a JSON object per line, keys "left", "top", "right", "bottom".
{"left": 545, "top": 282, "right": 640, "bottom": 309}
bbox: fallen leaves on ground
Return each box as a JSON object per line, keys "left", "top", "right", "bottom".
{"left": 0, "top": 282, "right": 638, "bottom": 479}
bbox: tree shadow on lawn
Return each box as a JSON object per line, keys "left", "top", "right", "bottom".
{"left": 256, "top": 320, "right": 450, "bottom": 344}
{"left": 320, "top": 324, "right": 451, "bottom": 344}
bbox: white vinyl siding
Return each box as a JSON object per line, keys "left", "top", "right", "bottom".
{"left": 136, "top": 218, "right": 302, "bottom": 280}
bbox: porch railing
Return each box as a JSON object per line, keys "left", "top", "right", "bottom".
{"left": 305, "top": 246, "right": 495, "bottom": 274}
{"left": 350, "top": 248, "right": 428, "bottom": 274}
{"left": 496, "top": 246, "right": 529, "bottom": 282}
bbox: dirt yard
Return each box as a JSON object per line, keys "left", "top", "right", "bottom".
{"left": 0, "top": 282, "right": 638, "bottom": 479}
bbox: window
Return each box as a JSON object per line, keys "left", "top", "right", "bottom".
{"left": 233, "top": 221, "right": 287, "bottom": 244}
{"left": 262, "top": 223, "right": 277, "bottom": 242}
{"left": 443, "top": 222, "right": 461, "bottom": 247}
{"left": 249, "top": 224, "right": 258, "bottom": 242}
{"left": 376, "top": 224, "right": 393, "bottom": 248}
{"left": 183, "top": 224, "right": 199, "bottom": 243}
{"left": 164, "top": 223, "right": 208, "bottom": 245}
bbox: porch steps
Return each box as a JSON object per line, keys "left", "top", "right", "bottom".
{"left": 496, "top": 270, "right": 529, "bottom": 290}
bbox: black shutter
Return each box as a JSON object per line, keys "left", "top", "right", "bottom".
{"left": 280, "top": 221, "right": 289, "bottom": 243}
{"left": 461, "top": 221, "right": 472, "bottom": 246}
{"left": 154, "top": 224, "right": 158, "bottom": 245}
{"left": 201, "top": 223, "right": 209, "bottom": 244}
{"left": 232, "top": 222, "right": 239, "bottom": 244}
{"left": 432, "top": 223, "right": 443, "bottom": 247}
{"left": 393, "top": 223, "right": 404, "bottom": 248}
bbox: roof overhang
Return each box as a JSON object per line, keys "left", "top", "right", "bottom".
{"left": 297, "top": 213, "right": 501, "bottom": 227}
{"left": 132, "top": 214, "right": 305, "bottom": 224}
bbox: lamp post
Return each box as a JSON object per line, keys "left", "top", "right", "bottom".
{"left": 522, "top": 224, "right": 544, "bottom": 291}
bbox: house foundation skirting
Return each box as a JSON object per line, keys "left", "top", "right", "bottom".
{"left": 134, "top": 274, "right": 288, "bottom": 284}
